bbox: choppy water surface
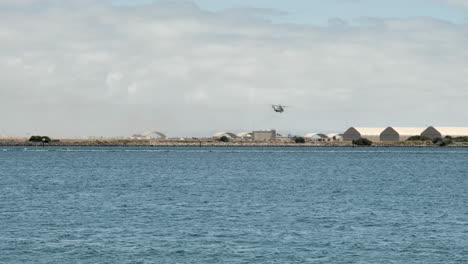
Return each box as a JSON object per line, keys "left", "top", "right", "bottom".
{"left": 0, "top": 147, "right": 467, "bottom": 263}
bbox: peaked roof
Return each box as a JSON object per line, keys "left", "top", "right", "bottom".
{"left": 385, "top": 127, "right": 426, "bottom": 135}
{"left": 431, "top": 127, "right": 468, "bottom": 136}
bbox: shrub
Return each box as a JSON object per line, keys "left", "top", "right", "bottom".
{"left": 444, "top": 136, "right": 453, "bottom": 144}
{"left": 219, "top": 136, "right": 230, "bottom": 142}
{"left": 352, "top": 138, "right": 373, "bottom": 146}
{"left": 439, "top": 141, "right": 448, "bottom": 147}
{"left": 29, "top": 136, "right": 42, "bottom": 142}
{"left": 432, "top": 136, "right": 453, "bottom": 147}
{"left": 294, "top": 137, "right": 306, "bottom": 143}
{"left": 29, "top": 136, "right": 51, "bottom": 143}
{"left": 454, "top": 136, "right": 468, "bottom": 142}
{"left": 407, "top": 135, "right": 432, "bottom": 141}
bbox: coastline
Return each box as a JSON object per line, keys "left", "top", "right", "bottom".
{"left": 1, "top": 139, "right": 467, "bottom": 148}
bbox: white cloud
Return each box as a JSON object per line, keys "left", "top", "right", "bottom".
{"left": 1, "top": 1, "right": 468, "bottom": 137}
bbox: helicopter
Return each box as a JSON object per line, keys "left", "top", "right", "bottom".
{"left": 272, "top": 104, "right": 288, "bottom": 113}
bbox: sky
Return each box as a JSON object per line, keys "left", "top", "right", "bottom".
{"left": 114, "top": 0, "right": 468, "bottom": 24}
{"left": 1, "top": 0, "right": 468, "bottom": 138}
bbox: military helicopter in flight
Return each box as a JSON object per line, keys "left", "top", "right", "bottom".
{"left": 272, "top": 104, "right": 288, "bottom": 113}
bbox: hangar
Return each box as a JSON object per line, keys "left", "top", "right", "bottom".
{"left": 236, "top": 132, "right": 252, "bottom": 139}
{"left": 303, "top": 133, "right": 328, "bottom": 141}
{"left": 132, "top": 131, "right": 167, "bottom": 139}
{"left": 380, "top": 127, "right": 426, "bottom": 142}
{"left": 421, "top": 127, "right": 468, "bottom": 139}
{"left": 343, "top": 127, "right": 385, "bottom": 142}
{"left": 327, "top": 133, "right": 343, "bottom": 141}
{"left": 212, "top": 132, "right": 239, "bottom": 139}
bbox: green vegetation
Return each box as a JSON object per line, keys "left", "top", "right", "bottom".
{"left": 407, "top": 135, "right": 432, "bottom": 141}
{"left": 219, "top": 136, "right": 230, "bottom": 142}
{"left": 453, "top": 136, "right": 468, "bottom": 142}
{"left": 352, "top": 138, "right": 373, "bottom": 146}
{"left": 29, "top": 136, "right": 52, "bottom": 143}
{"left": 294, "top": 137, "right": 306, "bottom": 143}
{"left": 433, "top": 136, "right": 453, "bottom": 147}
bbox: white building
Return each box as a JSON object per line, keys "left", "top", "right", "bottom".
{"left": 303, "top": 133, "right": 329, "bottom": 141}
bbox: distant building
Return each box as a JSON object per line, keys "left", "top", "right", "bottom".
{"left": 212, "top": 132, "right": 239, "bottom": 139}
{"left": 252, "top": 130, "right": 276, "bottom": 141}
{"left": 303, "top": 133, "right": 329, "bottom": 141}
{"left": 421, "top": 127, "right": 468, "bottom": 139}
{"left": 380, "top": 127, "right": 426, "bottom": 142}
{"left": 236, "top": 132, "right": 253, "bottom": 140}
{"left": 132, "top": 131, "right": 167, "bottom": 139}
{"left": 327, "top": 133, "right": 343, "bottom": 141}
{"left": 343, "top": 127, "right": 385, "bottom": 142}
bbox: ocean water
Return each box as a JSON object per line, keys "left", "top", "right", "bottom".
{"left": 0, "top": 147, "right": 466, "bottom": 263}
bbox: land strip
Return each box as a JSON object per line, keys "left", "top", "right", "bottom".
{"left": 1, "top": 138, "right": 467, "bottom": 147}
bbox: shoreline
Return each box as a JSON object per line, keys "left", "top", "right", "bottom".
{"left": 1, "top": 140, "right": 467, "bottom": 148}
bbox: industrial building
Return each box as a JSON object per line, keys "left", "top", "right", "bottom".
{"left": 380, "top": 127, "right": 426, "bottom": 142}
{"left": 236, "top": 132, "right": 252, "bottom": 140}
{"left": 252, "top": 130, "right": 276, "bottom": 141}
{"left": 327, "top": 134, "right": 343, "bottom": 141}
{"left": 212, "top": 130, "right": 276, "bottom": 141}
{"left": 303, "top": 133, "right": 343, "bottom": 141}
{"left": 421, "top": 127, "right": 468, "bottom": 139}
{"left": 343, "top": 127, "right": 385, "bottom": 142}
{"left": 303, "top": 133, "right": 329, "bottom": 141}
{"left": 212, "top": 132, "right": 238, "bottom": 139}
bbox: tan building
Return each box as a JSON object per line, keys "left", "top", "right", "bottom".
{"left": 421, "top": 127, "right": 468, "bottom": 139}
{"left": 380, "top": 127, "right": 426, "bottom": 142}
{"left": 343, "top": 127, "right": 385, "bottom": 142}
{"left": 252, "top": 130, "right": 276, "bottom": 141}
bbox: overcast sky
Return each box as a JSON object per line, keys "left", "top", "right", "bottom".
{"left": 1, "top": 0, "right": 468, "bottom": 138}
